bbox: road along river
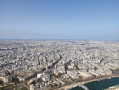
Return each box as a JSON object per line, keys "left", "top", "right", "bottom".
{"left": 70, "top": 76, "right": 119, "bottom": 90}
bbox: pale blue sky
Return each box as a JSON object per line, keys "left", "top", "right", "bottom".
{"left": 0, "top": 0, "right": 119, "bottom": 40}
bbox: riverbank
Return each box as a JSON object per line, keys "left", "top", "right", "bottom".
{"left": 105, "top": 84, "right": 119, "bottom": 90}
{"left": 57, "top": 74, "right": 119, "bottom": 90}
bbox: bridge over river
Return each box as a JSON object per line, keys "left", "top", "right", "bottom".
{"left": 78, "top": 85, "right": 89, "bottom": 90}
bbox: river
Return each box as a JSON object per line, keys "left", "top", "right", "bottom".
{"left": 70, "top": 77, "right": 119, "bottom": 90}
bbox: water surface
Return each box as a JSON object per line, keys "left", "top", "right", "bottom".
{"left": 71, "top": 77, "right": 119, "bottom": 90}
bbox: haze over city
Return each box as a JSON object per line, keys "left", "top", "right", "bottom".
{"left": 0, "top": 1, "right": 119, "bottom": 90}
{"left": 0, "top": 0, "right": 119, "bottom": 40}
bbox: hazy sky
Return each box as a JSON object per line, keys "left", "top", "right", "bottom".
{"left": 0, "top": 0, "right": 119, "bottom": 40}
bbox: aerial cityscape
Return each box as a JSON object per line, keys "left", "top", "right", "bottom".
{"left": 0, "top": 40, "right": 119, "bottom": 90}
{"left": 0, "top": 0, "right": 119, "bottom": 90}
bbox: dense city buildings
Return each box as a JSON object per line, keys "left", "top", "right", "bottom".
{"left": 0, "top": 40, "right": 119, "bottom": 90}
